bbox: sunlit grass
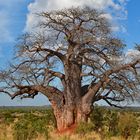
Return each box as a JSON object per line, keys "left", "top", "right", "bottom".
{"left": 0, "top": 106, "right": 140, "bottom": 140}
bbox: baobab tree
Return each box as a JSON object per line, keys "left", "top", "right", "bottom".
{"left": 0, "top": 7, "right": 140, "bottom": 131}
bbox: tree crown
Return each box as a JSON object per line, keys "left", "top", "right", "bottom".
{"left": 0, "top": 7, "right": 140, "bottom": 107}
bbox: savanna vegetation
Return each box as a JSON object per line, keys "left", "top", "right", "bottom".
{"left": 0, "top": 106, "right": 140, "bottom": 140}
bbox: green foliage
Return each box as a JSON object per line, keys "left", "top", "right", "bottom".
{"left": 89, "top": 106, "right": 139, "bottom": 139}
{"left": 90, "top": 106, "right": 104, "bottom": 131}
{"left": 0, "top": 106, "right": 140, "bottom": 140}
{"left": 75, "top": 122, "right": 95, "bottom": 135}
{"left": 117, "top": 112, "right": 139, "bottom": 139}
{"left": 13, "top": 120, "right": 31, "bottom": 140}
{"left": 0, "top": 110, "right": 15, "bottom": 124}
{"left": 13, "top": 109, "right": 55, "bottom": 140}
{"left": 0, "top": 107, "right": 55, "bottom": 140}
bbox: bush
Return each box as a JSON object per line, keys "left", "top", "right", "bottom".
{"left": 0, "top": 106, "right": 140, "bottom": 140}
{"left": 117, "top": 113, "right": 139, "bottom": 139}
{"left": 13, "top": 120, "right": 31, "bottom": 140}
{"left": 75, "top": 122, "right": 95, "bottom": 135}
{"left": 90, "top": 106, "right": 139, "bottom": 139}
{"left": 102, "top": 110, "right": 119, "bottom": 137}
{"left": 0, "top": 111, "right": 15, "bottom": 124}
{"left": 90, "top": 106, "right": 104, "bottom": 131}
{"left": 13, "top": 112, "right": 52, "bottom": 140}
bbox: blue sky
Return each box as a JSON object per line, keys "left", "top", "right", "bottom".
{"left": 125, "top": 0, "right": 140, "bottom": 49}
{"left": 0, "top": 0, "right": 140, "bottom": 106}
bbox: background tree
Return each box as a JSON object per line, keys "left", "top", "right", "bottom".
{"left": 0, "top": 7, "right": 140, "bottom": 131}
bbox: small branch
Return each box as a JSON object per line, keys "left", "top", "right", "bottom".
{"left": 103, "top": 98, "right": 123, "bottom": 108}
{"left": 45, "top": 69, "right": 65, "bottom": 79}
{"left": 29, "top": 47, "right": 65, "bottom": 62}
{"left": 104, "top": 60, "right": 140, "bottom": 77}
{"left": 0, "top": 89, "right": 12, "bottom": 98}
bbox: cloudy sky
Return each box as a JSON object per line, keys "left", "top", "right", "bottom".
{"left": 0, "top": 0, "right": 140, "bottom": 106}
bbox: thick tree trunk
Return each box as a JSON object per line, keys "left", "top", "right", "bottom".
{"left": 52, "top": 102, "right": 92, "bottom": 132}
{"left": 52, "top": 50, "right": 93, "bottom": 132}
{"left": 76, "top": 104, "right": 92, "bottom": 123}
{"left": 52, "top": 105, "right": 75, "bottom": 132}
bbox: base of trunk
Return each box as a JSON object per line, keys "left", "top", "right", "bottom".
{"left": 54, "top": 109, "right": 90, "bottom": 133}
{"left": 56, "top": 124, "right": 77, "bottom": 134}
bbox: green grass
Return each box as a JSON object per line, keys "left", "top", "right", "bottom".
{"left": 0, "top": 106, "right": 140, "bottom": 140}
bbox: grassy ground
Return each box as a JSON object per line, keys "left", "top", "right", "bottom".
{"left": 0, "top": 106, "right": 140, "bottom": 140}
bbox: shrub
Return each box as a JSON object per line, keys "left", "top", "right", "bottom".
{"left": 117, "top": 112, "right": 139, "bottom": 139}
{"left": 75, "top": 122, "right": 95, "bottom": 135}
{"left": 13, "top": 113, "right": 50, "bottom": 140}
{"left": 90, "top": 106, "right": 104, "bottom": 131}
{"left": 103, "top": 110, "right": 119, "bottom": 137}
{"left": 0, "top": 111, "right": 15, "bottom": 124}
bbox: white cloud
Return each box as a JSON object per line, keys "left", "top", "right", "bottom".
{"left": 121, "top": 49, "right": 140, "bottom": 63}
{"left": 110, "top": 26, "right": 120, "bottom": 32}
{"left": 100, "top": 13, "right": 113, "bottom": 20}
{"left": 108, "top": 49, "right": 140, "bottom": 65}
{"left": 25, "top": 0, "right": 128, "bottom": 32}
{"left": 27, "top": 0, "right": 121, "bottom": 11}
{"left": 126, "top": 49, "right": 140, "bottom": 58}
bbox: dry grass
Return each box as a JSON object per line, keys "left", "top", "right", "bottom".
{"left": 50, "top": 132, "right": 137, "bottom": 140}
{"left": 0, "top": 107, "right": 140, "bottom": 140}
{"left": 0, "top": 126, "right": 139, "bottom": 140}
{"left": 0, "top": 125, "right": 13, "bottom": 140}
